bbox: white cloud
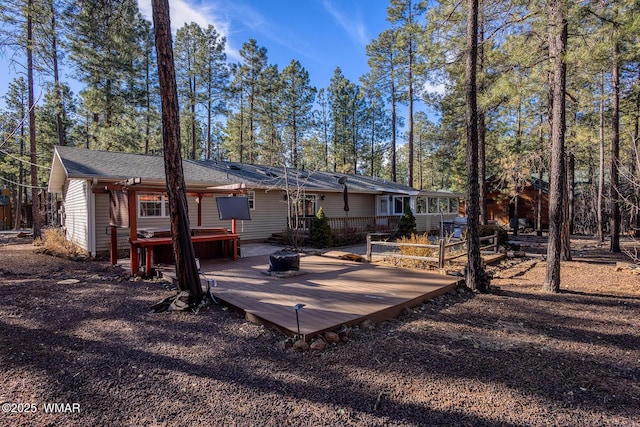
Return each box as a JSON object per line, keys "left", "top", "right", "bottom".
{"left": 322, "top": 0, "right": 368, "bottom": 48}
{"left": 422, "top": 81, "right": 446, "bottom": 96}
{"left": 137, "top": 0, "right": 240, "bottom": 60}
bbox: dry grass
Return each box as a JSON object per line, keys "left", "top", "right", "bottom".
{"left": 33, "top": 228, "right": 86, "bottom": 259}
{"left": 397, "top": 233, "right": 436, "bottom": 258}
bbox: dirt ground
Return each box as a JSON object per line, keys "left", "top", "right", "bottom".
{"left": 0, "top": 234, "right": 639, "bottom": 426}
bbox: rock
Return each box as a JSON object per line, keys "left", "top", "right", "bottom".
{"left": 57, "top": 278, "right": 80, "bottom": 285}
{"left": 337, "top": 325, "right": 351, "bottom": 341}
{"left": 324, "top": 332, "right": 341, "bottom": 344}
{"left": 293, "top": 339, "right": 309, "bottom": 352}
{"left": 310, "top": 339, "right": 326, "bottom": 351}
{"left": 360, "top": 319, "right": 375, "bottom": 330}
{"left": 280, "top": 338, "right": 294, "bottom": 351}
{"left": 401, "top": 307, "right": 412, "bottom": 316}
{"left": 513, "top": 250, "right": 526, "bottom": 258}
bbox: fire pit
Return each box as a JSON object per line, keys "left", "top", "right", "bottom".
{"left": 269, "top": 250, "right": 300, "bottom": 272}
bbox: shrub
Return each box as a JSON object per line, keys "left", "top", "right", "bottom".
{"left": 397, "top": 233, "right": 435, "bottom": 258}
{"left": 398, "top": 208, "right": 417, "bottom": 237}
{"left": 34, "top": 228, "right": 85, "bottom": 259}
{"left": 310, "top": 207, "right": 333, "bottom": 248}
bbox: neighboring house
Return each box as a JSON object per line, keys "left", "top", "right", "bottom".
{"left": 484, "top": 178, "right": 549, "bottom": 231}
{"left": 47, "top": 146, "right": 462, "bottom": 257}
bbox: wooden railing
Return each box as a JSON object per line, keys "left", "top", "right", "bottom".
{"left": 366, "top": 231, "right": 500, "bottom": 272}
{"left": 293, "top": 215, "right": 400, "bottom": 245}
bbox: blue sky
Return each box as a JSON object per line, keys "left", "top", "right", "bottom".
{"left": 137, "top": 0, "right": 390, "bottom": 89}
{"left": 0, "top": 0, "right": 391, "bottom": 109}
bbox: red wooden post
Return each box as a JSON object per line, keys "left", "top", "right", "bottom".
{"left": 231, "top": 218, "right": 237, "bottom": 259}
{"left": 110, "top": 226, "right": 118, "bottom": 265}
{"left": 145, "top": 248, "right": 153, "bottom": 276}
{"left": 128, "top": 189, "right": 138, "bottom": 274}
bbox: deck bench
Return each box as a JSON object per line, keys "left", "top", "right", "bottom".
{"left": 130, "top": 232, "right": 239, "bottom": 275}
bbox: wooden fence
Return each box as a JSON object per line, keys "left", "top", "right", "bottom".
{"left": 365, "top": 231, "right": 500, "bottom": 272}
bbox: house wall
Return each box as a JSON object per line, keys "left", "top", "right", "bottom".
{"left": 415, "top": 213, "right": 460, "bottom": 233}
{"left": 486, "top": 187, "right": 549, "bottom": 228}
{"left": 63, "top": 179, "right": 90, "bottom": 253}
{"left": 95, "top": 193, "right": 130, "bottom": 255}
{"left": 197, "top": 191, "right": 288, "bottom": 241}
{"left": 316, "top": 192, "right": 375, "bottom": 218}
{"left": 90, "top": 188, "right": 391, "bottom": 253}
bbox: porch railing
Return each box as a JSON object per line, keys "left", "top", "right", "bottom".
{"left": 293, "top": 215, "right": 401, "bottom": 245}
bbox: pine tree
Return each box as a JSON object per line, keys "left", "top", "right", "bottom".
{"left": 387, "top": 0, "right": 426, "bottom": 188}
{"left": 280, "top": 60, "right": 316, "bottom": 169}
{"left": 366, "top": 29, "right": 403, "bottom": 182}
{"left": 151, "top": 0, "right": 202, "bottom": 309}
{"left": 66, "top": 0, "right": 145, "bottom": 151}
{"left": 543, "top": 0, "right": 568, "bottom": 293}
{"left": 175, "top": 22, "right": 205, "bottom": 159}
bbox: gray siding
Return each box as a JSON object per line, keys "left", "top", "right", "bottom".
{"left": 199, "top": 191, "right": 288, "bottom": 241}
{"left": 316, "top": 192, "right": 375, "bottom": 218}
{"left": 95, "top": 193, "right": 130, "bottom": 255}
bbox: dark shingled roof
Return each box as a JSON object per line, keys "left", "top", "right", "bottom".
{"left": 50, "top": 146, "right": 418, "bottom": 195}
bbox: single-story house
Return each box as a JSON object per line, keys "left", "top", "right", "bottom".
{"left": 47, "top": 146, "right": 463, "bottom": 260}
{"left": 485, "top": 178, "right": 549, "bottom": 230}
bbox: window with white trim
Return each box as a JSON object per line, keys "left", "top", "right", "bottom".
{"left": 377, "top": 195, "right": 390, "bottom": 215}
{"left": 416, "top": 196, "right": 427, "bottom": 214}
{"left": 247, "top": 191, "right": 255, "bottom": 210}
{"left": 393, "top": 196, "right": 412, "bottom": 215}
{"left": 138, "top": 194, "right": 169, "bottom": 218}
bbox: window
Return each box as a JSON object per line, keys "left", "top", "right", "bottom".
{"left": 138, "top": 194, "right": 169, "bottom": 218}
{"left": 377, "top": 196, "right": 389, "bottom": 215}
{"left": 247, "top": 191, "right": 255, "bottom": 210}
{"left": 416, "top": 196, "right": 427, "bottom": 214}
{"left": 428, "top": 197, "right": 438, "bottom": 213}
{"left": 393, "top": 196, "right": 412, "bottom": 215}
{"left": 438, "top": 198, "right": 449, "bottom": 213}
{"left": 450, "top": 198, "right": 459, "bottom": 213}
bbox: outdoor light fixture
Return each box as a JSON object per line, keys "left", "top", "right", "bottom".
{"left": 125, "top": 177, "right": 142, "bottom": 186}
{"left": 293, "top": 303, "right": 306, "bottom": 340}
{"left": 320, "top": 194, "right": 325, "bottom": 200}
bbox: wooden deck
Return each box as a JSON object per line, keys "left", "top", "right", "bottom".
{"left": 162, "top": 254, "right": 461, "bottom": 340}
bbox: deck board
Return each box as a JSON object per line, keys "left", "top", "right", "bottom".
{"left": 162, "top": 254, "right": 460, "bottom": 339}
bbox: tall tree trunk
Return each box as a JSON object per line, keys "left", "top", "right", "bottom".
{"left": 145, "top": 43, "right": 151, "bottom": 155}
{"left": 207, "top": 81, "right": 212, "bottom": 160}
{"left": 152, "top": 0, "right": 203, "bottom": 308}
{"left": 407, "top": 32, "right": 414, "bottom": 187}
{"left": 478, "top": 14, "right": 487, "bottom": 226}
{"left": 50, "top": 0, "right": 66, "bottom": 147}
{"left": 561, "top": 152, "right": 573, "bottom": 260}
{"left": 191, "top": 75, "right": 197, "bottom": 160}
{"left": 610, "top": 43, "right": 621, "bottom": 253}
{"left": 632, "top": 68, "right": 640, "bottom": 229}
{"left": 27, "top": 0, "right": 40, "bottom": 239}
{"left": 15, "top": 123, "right": 25, "bottom": 230}
{"left": 465, "top": 0, "right": 484, "bottom": 292}
{"left": 597, "top": 71, "right": 605, "bottom": 242}
{"left": 391, "top": 79, "right": 397, "bottom": 182}
{"left": 536, "top": 112, "right": 544, "bottom": 236}
{"left": 543, "top": 2, "right": 567, "bottom": 293}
